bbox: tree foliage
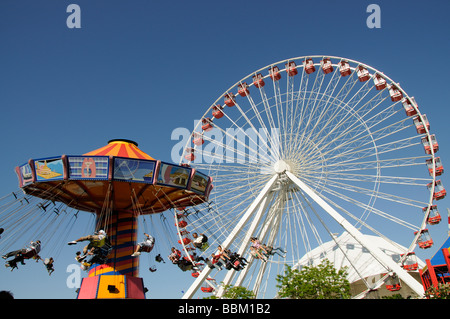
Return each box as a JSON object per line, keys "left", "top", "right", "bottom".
{"left": 425, "top": 283, "right": 450, "bottom": 299}
{"left": 276, "top": 259, "right": 351, "bottom": 299}
{"left": 204, "top": 284, "right": 255, "bottom": 299}
{"left": 222, "top": 284, "right": 256, "bottom": 299}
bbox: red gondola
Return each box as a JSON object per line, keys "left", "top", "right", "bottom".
{"left": 201, "top": 286, "right": 214, "bottom": 293}
{"left": 339, "top": 60, "right": 351, "bottom": 77}
{"left": 426, "top": 157, "right": 443, "bottom": 176}
{"left": 413, "top": 114, "right": 430, "bottom": 134}
{"left": 401, "top": 252, "right": 418, "bottom": 271}
{"left": 389, "top": 84, "right": 403, "bottom": 102}
{"left": 178, "top": 237, "right": 191, "bottom": 245}
{"left": 192, "top": 132, "right": 204, "bottom": 146}
{"left": 385, "top": 275, "right": 401, "bottom": 292}
{"left": 357, "top": 66, "right": 370, "bottom": 82}
{"left": 177, "top": 220, "right": 188, "bottom": 228}
{"left": 421, "top": 135, "right": 439, "bottom": 155}
{"left": 321, "top": 58, "right": 333, "bottom": 74}
{"left": 212, "top": 105, "right": 224, "bottom": 119}
{"left": 252, "top": 73, "right": 265, "bottom": 88}
{"left": 238, "top": 82, "right": 249, "bottom": 97}
{"left": 184, "top": 148, "right": 195, "bottom": 161}
{"left": 202, "top": 118, "right": 213, "bottom": 131}
{"left": 423, "top": 205, "right": 441, "bottom": 225}
{"left": 415, "top": 229, "right": 433, "bottom": 249}
{"left": 373, "top": 74, "right": 387, "bottom": 90}
{"left": 224, "top": 93, "right": 235, "bottom": 107}
{"left": 303, "top": 59, "right": 315, "bottom": 75}
{"left": 269, "top": 66, "right": 281, "bottom": 81}
{"left": 427, "top": 180, "right": 446, "bottom": 200}
{"left": 286, "top": 61, "right": 298, "bottom": 76}
{"left": 402, "top": 97, "right": 418, "bottom": 117}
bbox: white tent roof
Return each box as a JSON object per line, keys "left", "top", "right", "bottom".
{"left": 294, "top": 232, "right": 425, "bottom": 283}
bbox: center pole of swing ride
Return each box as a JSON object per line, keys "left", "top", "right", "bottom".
{"left": 76, "top": 140, "right": 150, "bottom": 299}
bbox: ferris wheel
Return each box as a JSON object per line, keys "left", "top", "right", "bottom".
{"left": 175, "top": 56, "right": 444, "bottom": 298}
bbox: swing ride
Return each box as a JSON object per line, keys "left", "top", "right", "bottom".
{"left": 2, "top": 139, "right": 212, "bottom": 299}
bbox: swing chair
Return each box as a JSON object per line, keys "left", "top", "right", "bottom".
{"left": 0, "top": 191, "right": 90, "bottom": 276}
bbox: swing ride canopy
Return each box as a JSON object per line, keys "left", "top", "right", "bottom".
{"left": 15, "top": 139, "right": 213, "bottom": 215}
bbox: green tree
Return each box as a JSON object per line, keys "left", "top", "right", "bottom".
{"left": 204, "top": 284, "right": 255, "bottom": 299}
{"left": 222, "top": 284, "right": 255, "bottom": 299}
{"left": 276, "top": 259, "right": 351, "bottom": 299}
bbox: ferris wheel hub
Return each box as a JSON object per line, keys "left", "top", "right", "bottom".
{"left": 273, "top": 159, "right": 291, "bottom": 173}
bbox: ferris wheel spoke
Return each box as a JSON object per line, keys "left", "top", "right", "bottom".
{"left": 244, "top": 83, "right": 283, "bottom": 160}
{"left": 298, "top": 99, "right": 405, "bottom": 164}
{"left": 316, "top": 177, "right": 427, "bottom": 208}
{"left": 199, "top": 125, "right": 261, "bottom": 165}
{"left": 256, "top": 87, "right": 280, "bottom": 153}
{"left": 291, "top": 83, "right": 388, "bottom": 161}
{"left": 301, "top": 76, "right": 371, "bottom": 152}
{"left": 209, "top": 110, "right": 280, "bottom": 165}
{"left": 318, "top": 80, "right": 387, "bottom": 136}
{"left": 292, "top": 68, "right": 332, "bottom": 155}
{"left": 295, "top": 64, "right": 343, "bottom": 134}
{"left": 271, "top": 77, "right": 285, "bottom": 151}
{"left": 210, "top": 177, "right": 273, "bottom": 215}
{"left": 288, "top": 70, "right": 312, "bottom": 151}
{"left": 322, "top": 135, "right": 422, "bottom": 166}
{"left": 325, "top": 154, "right": 429, "bottom": 171}
{"left": 315, "top": 183, "right": 421, "bottom": 231}
{"left": 323, "top": 171, "right": 431, "bottom": 186}
{"left": 295, "top": 69, "right": 359, "bottom": 145}
{"left": 242, "top": 93, "right": 282, "bottom": 160}
{"left": 232, "top": 101, "right": 280, "bottom": 164}
{"left": 290, "top": 189, "right": 327, "bottom": 254}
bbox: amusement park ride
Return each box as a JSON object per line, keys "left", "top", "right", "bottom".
{"left": 12, "top": 139, "right": 213, "bottom": 298}
{"left": 1, "top": 55, "right": 449, "bottom": 299}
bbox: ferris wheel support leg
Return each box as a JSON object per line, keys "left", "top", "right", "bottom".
{"left": 216, "top": 192, "right": 274, "bottom": 297}
{"left": 285, "top": 171, "right": 425, "bottom": 298}
{"left": 182, "top": 174, "right": 279, "bottom": 299}
{"left": 237, "top": 195, "right": 285, "bottom": 295}
{"left": 233, "top": 195, "right": 281, "bottom": 290}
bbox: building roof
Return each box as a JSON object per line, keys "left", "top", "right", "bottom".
{"left": 430, "top": 236, "right": 450, "bottom": 266}
{"left": 294, "top": 232, "right": 425, "bottom": 283}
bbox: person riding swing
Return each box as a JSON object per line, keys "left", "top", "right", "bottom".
{"left": 2, "top": 240, "right": 42, "bottom": 271}
{"left": 68, "top": 230, "right": 107, "bottom": 255}
{"left": 131, "top": 233, "right": 155, "bottom": 257}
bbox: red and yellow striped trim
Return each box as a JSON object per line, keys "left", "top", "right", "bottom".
{"left": 84, "top": 140, "right": 154, "bottom": 160}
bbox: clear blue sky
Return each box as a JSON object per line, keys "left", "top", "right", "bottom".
{"left": 0, "top": 0, "right": 449, "bottom": 299}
